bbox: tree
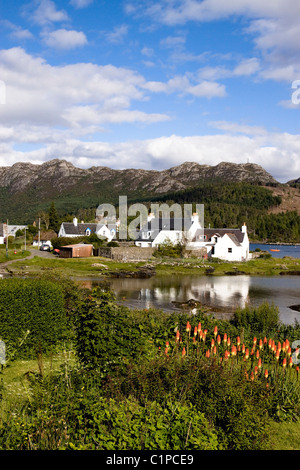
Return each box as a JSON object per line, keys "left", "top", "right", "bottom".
{"left": 48, "top": 202, "right": 60, "bottom": 233}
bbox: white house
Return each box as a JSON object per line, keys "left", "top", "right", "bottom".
{"left": 58, "top": 217, "right": 116, "bottom": 242}
{"left": 193, "top": 224, "right": 250, "bottom": 261}
{"left": 135, "top": 212, "right": 202, "bottom": 248}
{"left": 135, "top": 213, "right": 250, "bottom": 261}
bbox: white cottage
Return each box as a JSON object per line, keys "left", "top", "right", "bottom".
{"left": 58, "top": 217, "right": 116, "bottom": 242}
{"left": 135, "top": 213, "right": 250, "bottom": 262}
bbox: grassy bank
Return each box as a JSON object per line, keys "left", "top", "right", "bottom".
{"left": 3, "top": 252, "right": 300, "bottom": 278}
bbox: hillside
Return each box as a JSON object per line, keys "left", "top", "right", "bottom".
{"left": 0, "top": 159, "right": 280, "bottom": 224}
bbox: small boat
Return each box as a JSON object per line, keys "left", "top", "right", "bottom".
{"left": 270, "top": 249, "right": 280, "bottom": 252}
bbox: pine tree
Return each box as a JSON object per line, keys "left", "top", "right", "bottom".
{"left": 48, "top": 202, "right": 60, "bottom": 233}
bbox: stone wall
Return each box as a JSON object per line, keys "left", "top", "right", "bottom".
{"left": 95, "top": 246, "right": 155, "bottom": 261}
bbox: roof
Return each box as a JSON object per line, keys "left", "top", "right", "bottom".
{"left": 61, "top": 243, "right": 94, "bottom": 248}
{"left": 33, "top": 230, "right": 57, "bottom": 241}
{"left": 0, "top": 224, "right": 4, "bottom": 237}
{"left": 140, "top": 217, "right": 193, "bottom": 233}
{"left": 61, "top": 222, "right": 100, "bottom": 236}
{"left": 202, "top": 228, "right": 245, "bottom": 244}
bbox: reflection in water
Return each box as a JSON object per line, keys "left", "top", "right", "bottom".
{"left": 77, "top": 275, "right": 300, "bottom": 325}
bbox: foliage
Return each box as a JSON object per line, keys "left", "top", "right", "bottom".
{"left": 74, "top": 289, "right": 146, "bottom": 373}
{"left": 0, "top": 278, "right": 67, "bottom": 359}
{"left": 153, "top": 239, "right": 184, "bottom": 258}
{"left": 231, "top": 302, "right": 280, "bottom": 337}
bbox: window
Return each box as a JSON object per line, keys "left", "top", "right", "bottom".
{"left": 228, "top": 247, "right": 232, "bottom": 253}
{"left": 85, "top": 228, "right": 91, "bottom": 236}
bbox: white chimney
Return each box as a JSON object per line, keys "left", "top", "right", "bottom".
{"left": 242, "top": 222, "right": 247, "bottom": 233}
{"left": 147, "top": 212, "right": 155, "bottom": 222}
{"left": 191, "top": 212, "right": 199, "bottom": 223}
{"left": 73, "top": 217, "right": 78, "bottom": 227}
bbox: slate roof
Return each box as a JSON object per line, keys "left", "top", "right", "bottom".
{"left": 61, "top": 222, "right": 100, "bottom": 236}
{"left": 202, "top": 228, "right": 245, "bottom": 245}
{"left": 0, "top": 224, "right": 4, "bottom": 237}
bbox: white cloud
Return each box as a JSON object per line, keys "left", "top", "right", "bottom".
{"left": 105, "top": 25, "right": 129, "bottom": 44}
{"left": 2, "top": 132, "right": 300, "bottom": 182}
{"left": 41, "top": 28, "right": 88, "bottom": 49}
{"left": 31, "top": 0, "right": 69, "bottom": 25}
{"left": 70, "top": 0, "right": 94, "bottom": 8}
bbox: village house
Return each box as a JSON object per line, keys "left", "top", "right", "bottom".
{"left": 135, "top": 213, "right": 250, "bottom": 262}
{"left": 32, "top": 230, "right": 57, "bottom": 248}
{"left": 58, "top": 217, "right": 116, "bottom": 242}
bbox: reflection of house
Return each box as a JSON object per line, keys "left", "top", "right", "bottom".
{"left": 33, "top": 230, "right": 57, "bottom": 248}
{"left": 135, "top": 213, "right": 250, "bottom": 261}
{"left": 58, "top": 217, "right": 116, "bottom": 242}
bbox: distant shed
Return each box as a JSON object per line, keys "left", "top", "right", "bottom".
{"left": 59, "top": 243, "right": 93, "bottom": 258}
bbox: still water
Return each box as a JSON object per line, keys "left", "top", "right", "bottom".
{"left": 250, "top": 243, "right": 300, "bottom": 258}
{"left": 80, "top": 274, "right": 300, "bottom": 326}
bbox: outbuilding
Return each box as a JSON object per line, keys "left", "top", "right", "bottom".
{"left": 58, "top": 243, "right": 93, "bottom": 258}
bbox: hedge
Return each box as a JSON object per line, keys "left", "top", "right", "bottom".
{"left": 0, "top": 278, "right": 67, "bottom": 359}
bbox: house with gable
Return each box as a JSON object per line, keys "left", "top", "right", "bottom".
{"left": 58, "top": 217, "right": 116, "bottom": 242}
{"left": 135, "top": 212, "right": 250, "bottom": 261}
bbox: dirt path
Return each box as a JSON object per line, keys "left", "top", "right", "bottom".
{"left": 0, "top": 248, "right": 55, "bottom": 274}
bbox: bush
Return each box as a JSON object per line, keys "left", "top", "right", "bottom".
{"left": 0, "top": 278, "right": 67, "bottom": 358}
{"left": 231, "top": 302, "right": 280, "bottom": 336}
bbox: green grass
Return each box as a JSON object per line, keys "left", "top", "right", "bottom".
{"left": 1, "top": 355, "right": 299, "bottom": 450}
{"left": 0, "top": 249, "right": 31, "bottom": 264}
{"left": 3, "top": 253, "right": 300, "bottom": 277}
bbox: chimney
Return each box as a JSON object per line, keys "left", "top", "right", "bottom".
{"left": 73, "top": 217, "right": 78, "bottom": 227}
{"left": 147, "top": 212, "right": 155, "bottom": 222}
{"left": 191, "top": 212, "right": 199, "bottom": 223}
{"left": 242, "top": 222, "right": 247, "bottom": 233}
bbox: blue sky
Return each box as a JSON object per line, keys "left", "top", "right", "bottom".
{"left": 1, "top": 0, "right": 300, "bottom": 181}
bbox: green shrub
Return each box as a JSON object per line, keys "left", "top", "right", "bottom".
{"left": 74, "top": 289, "right": 146, "bottom": 373}
{"left": 231, "top": 302, "right": 280, "bottom": 336}
{"left": 0, "top": 278, "right": 67, "bottom": 359}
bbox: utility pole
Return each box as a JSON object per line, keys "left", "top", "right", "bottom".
{"left": 38, "top": 217, "right": 40, "bottom": 248}
{"left": 24, "top": 226, "right": 27, "bottom": 252}
{"left": 5, "top": 219, "right": 8, "bottom": 258}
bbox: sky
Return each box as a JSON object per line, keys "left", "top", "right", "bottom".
{"left": 1, "top": 0, "right": 300, "bottom": 182}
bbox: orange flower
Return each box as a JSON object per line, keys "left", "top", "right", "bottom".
{"left": 227, "top": 337, "right": 231, "bottom": 347}
{"left": 223, "top": 333, "right": 227, "bottom": 344}
{"left": 264, "top": 336, "right": 267, "bottom": 345}
{"left": 211, "top": 338, "right": 215, "bottom": 348}
{"left": 242, "top": 343, "right": 245, "bottom": 354}
{"left": 231, "top": 345, "right": 237, "bottom": 357}
{"left": 258, "top": 358, "right": 262, "bottom": 369}
{"left": 289, "top": 357, "right": 293, "bottom": 368}
{"left": 264, "top": 369, "right": 269, "bottom": 379}
{"left": 182, "top": 347, "right": 186, "bottom": 357}
{"left": 214, "top": 326, "right": 218, "bottom": 337}
{"left": 250, "top": 371, "right": 254, "bottom": 381}
{"left": 259, "top": 339, "right": 263, "bottom": 350}
{"left": 245, "top": 348, "right": 249, "bottom": 360}
{"left": 194, "top": 326, "right": 198, "bottom": 337}
{"left": 186, "top": 321, "right": 191, "bottom": 333}
{"left": 206, "top": 349, "right": 210, "bottom": 358}
{"left": 287, "top": 347, "right": 292, "bottom": 357}
{"left": 283, "top": 358, "right": 287, "bottom": 368}
{"left": 254, "top": 366, "right": 258, "bottom": 375}
{"left": 176, "top": 330, "right": 180, "bottom": 342}
{"left": 277, "top": 341, "right": 281, "bottom": 352}
{"left": 213, "top": 346, "right": 217, "bottom": 355}
{"left": 197, "top": 322, "right": 202, "bottom": 333}
{"left": 256, "top": 349, "right": 260, "bottom": 359}
{"left": 164, "top": 347, "right": 169, "bottom": 355}
{"left": 217, "top": 334, "right": 221, "bottom": 345}
{"left": 268, "top": 338, "right": 272, "bottom": 348}
{"left": 224, "top": 350, "right": 230, "bottom": 360}
{"left": 276, "top": 349, "right": 280, "bottom": 361}
{"left": 237, "top": 336, "right": 241, "bottom": 347}
{"left": 253, "top": 337, "right": 257, "bottom": 345}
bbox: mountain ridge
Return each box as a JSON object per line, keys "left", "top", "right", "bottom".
{"left": 0, "top": 159, "right": 296, "bottom": 224}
